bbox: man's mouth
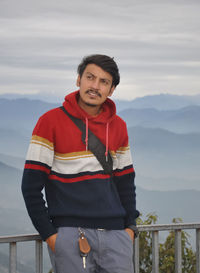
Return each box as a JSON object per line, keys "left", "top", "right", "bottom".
{"left": 86, "top": 90, "right": 101, "bottom": 98}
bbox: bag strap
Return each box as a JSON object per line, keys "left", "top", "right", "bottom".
{"left": 60, "top": 106, "right": 113, "bottom": 175}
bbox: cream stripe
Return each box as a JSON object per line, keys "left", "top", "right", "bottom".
{"left": 116, "top": 151, "right": 126, "bottom": 155}
{"left": 55, "top": 150, "right": 93, "bottom": 158}
{"left": 55, "top": 154, "right": 94, "bottom": 161}
{"left": 31, "top": 140, "right": 54, "bottom": 151}
{"left": 116, "top": 146, "right": 130, "bottom": 152}
{"left": 31, "top": 135, "right": 54, "bottom": 148}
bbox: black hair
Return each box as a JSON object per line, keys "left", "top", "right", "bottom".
{"left": 77, "top": 54, "right": 120, "bottom": 87}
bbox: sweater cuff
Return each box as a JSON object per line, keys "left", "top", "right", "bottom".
{"left": 124, "top": 210, "right": 140, "bottom": 227}
{"left": 127, "top": 224, "right": 139, "bottom": 238}
{"left": 42, "top": 228, "right": 58, "bottom": 242}
{"left": 32, "top": 217, "right": 57, "bottom": 241}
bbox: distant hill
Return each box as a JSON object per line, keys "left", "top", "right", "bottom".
{"left": 128, "top": 126, "right": 200, "bottom": 183}
{"left": 0, "top": 161, "right": 21, "bottom": 182}
{"left": 115, "top": 93, "right": 200, "bottom": 111}
{"left": 0, "top": 128, "right": 30, "bottom": 158}
{"left": 0, "top": 98, "right": 59, "bottom": 132}
{"left": 136, "top": 174, "right": 200, "bottom": 192}
{"left": 0, "top": 153, "right": 25, "bottom": 170}
{"left": 137, "top": 186, "right": 200, "bottom": 224}
{"left": 0, "top": 92, "right": 64, "bottom": 104}
{"left": 0, "top": 161, "right": 24, "bottom": 208}
{"left": 119, "top": 105, "right": 200, "bottom": 133}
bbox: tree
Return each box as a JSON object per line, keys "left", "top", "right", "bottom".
{"left": 136, "top": 213, "right": 157, "bottom": 273}
{"left": 137, "top": 214, "right": 196, "bottom": 273}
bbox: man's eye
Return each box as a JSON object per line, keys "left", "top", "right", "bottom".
{"left": 87, "top": 75, "right": 93, "bottom": 80}
{"left": 101, "top": 79, "right": 109, "bottom": 85}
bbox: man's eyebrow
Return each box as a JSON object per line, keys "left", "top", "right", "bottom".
{"left": 85, "top": 72, "right": 95, "bottom": 77}
{"left": 86, "top": 71, "right": 111, "bottom": 83}
{"left": 101, "top": 78, "right": 111, "bottom": 83}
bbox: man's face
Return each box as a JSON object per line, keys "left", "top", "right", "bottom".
{"left": 77, "top": 64, "right": 115, "bottom": 107}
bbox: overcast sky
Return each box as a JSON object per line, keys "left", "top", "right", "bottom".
{"left": 0, "top": 0, "right": 200, "bottom": 100}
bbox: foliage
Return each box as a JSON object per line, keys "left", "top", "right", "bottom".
{"left": 136, "top": 214, "right": 196, "bottom": 273}
{"left": 136, "top": 213, "right": 157, "bottom": 273}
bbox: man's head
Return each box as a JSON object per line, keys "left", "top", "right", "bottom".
{"left": 77, "top": 54, "right": 120, "bottom": 88}
{"left": 76, "top": 54, "right": 120, "bottom": 115}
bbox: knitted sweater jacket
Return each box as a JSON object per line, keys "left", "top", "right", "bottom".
{"left": 22, "top": 91, "right": 139, "bottom": 241}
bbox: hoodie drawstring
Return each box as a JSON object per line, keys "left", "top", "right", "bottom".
{"left": 85, "top": 117, "right": 88, "bottom": 151}
{"left": 105, "top": 122, "right": 109, "bottom": 162}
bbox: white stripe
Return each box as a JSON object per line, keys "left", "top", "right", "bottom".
{"left": 26, "top": 143, "right": 54, "bottom": 167}
{"left": 26, "top": 142, "right": 132, "bottom": 174}
{"left": 52, "top": 156, "right": 104, "bottom": 174}
{"left": 116, "top": 149, "right": 133, "bottom": 170}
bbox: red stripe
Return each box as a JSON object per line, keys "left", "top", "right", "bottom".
{"left": 25, "top": 164, "right": 50, "bottom": 174}
{"left": 113, "top": 167, "right": 134, "bottom": 177}
{"left": 49, "top": 173, "right": 110, "bottom": 183}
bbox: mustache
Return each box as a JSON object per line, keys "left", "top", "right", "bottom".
{"left": 86, "top": 89, "right": 101, "bottom": 97}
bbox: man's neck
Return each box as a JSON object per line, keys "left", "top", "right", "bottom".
{"left": 78, "top": 98, "right": 102, "bottom": 117}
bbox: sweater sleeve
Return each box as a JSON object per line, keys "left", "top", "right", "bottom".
{"left": 21, "top": 113, "right": 57, "bottom": 241}
{"left": 113, "top": 123, "right": 139, "bottom": 227}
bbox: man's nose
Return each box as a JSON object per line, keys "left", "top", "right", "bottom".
{"left": 91, "top": 79, "right": 100, "bottom": 90}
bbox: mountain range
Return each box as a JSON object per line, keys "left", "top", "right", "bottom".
{"left": 119, "top": 105, "right": 200, "bottom": 133}
{"left": 1, "top": 92, "right": 200, "bottom": 110}
{"left": 116, "top": 93, "right": 200, "bottom": 111}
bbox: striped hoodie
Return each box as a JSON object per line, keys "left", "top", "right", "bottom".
{"left": 22, "top": 90, "right": 139, "bottom": 241}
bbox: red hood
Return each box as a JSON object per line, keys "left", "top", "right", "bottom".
{"left": 63, "top": 90, "right": 116, "bottom": 124}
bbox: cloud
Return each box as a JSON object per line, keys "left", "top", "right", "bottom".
{"left": 0, "top": 0, "right": 200, "bottom": 100}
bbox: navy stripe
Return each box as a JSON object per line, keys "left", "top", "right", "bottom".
{"left": 114, "top": 164, "right": 134, "bottom": 173}
{"left": 25, "top": 160, "right": 51, "bottom": 170}
{"left": 50, "top": 169, "right": 106, "bottom": 179}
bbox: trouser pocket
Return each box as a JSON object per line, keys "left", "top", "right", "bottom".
{"left": 48, "top": 227, "right": 90, "bottom": 273}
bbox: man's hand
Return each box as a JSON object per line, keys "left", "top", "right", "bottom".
{"left": 125, "top": 228, "right": 135, "bottom": 242}
{"left": 46, "top": 233, "right": 58, "bottom": 252}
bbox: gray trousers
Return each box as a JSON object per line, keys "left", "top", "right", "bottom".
{"left": 48, "top": 227, "right": 134, "bottom": 273}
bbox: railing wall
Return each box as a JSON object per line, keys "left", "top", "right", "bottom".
{"left": 134, "top": 223, "right": 200, "bottom": 273}
{"left": 0, "top": 223, "right": 200, "bottom": 273}
{"left": 0, "top": 234, "right": 42, "bottom": 273}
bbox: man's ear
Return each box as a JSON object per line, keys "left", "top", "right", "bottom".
{"left": 76, "top": 75, "right": 81, "bottom": 87}
{"left": 108, "top": 86, "right": 115, "bottom": 97}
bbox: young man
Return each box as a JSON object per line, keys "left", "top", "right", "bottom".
{"left": 22, "top": 54, "right": 139, "bottom": 273}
